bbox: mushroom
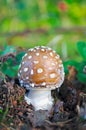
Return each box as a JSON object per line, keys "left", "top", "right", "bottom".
{"left": 18, "top": 46, "right": 65, "bottom": 111}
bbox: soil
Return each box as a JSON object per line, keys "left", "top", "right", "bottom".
{"left": 0, "top": 54, "right": 86, "bottom": 130}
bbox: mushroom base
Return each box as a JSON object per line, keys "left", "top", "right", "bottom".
{"left": 25, "top": 88, "right": 54, "bottom": 111}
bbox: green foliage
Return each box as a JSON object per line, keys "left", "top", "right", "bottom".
{"left": 77, "top": 72, "right": 86, "bottom": 83}
{"left": 1, "top": 61, "right": 19, "bottom": 77}
{"left": 0, "top": 0, "right": 86, "bottom": 60}
{"left": 15, "top": 52, "right": 26, "bottom": 64}
{"left": 0, "top": 50, "right": 2, "bottom": 55}
{"left": 0, "top": 109, "right": 3, "bottom": 113}
{"left": 1, "top": 45, "right": 16, "bottom": 56}
{"left": 63, "top": 60, "right": 79, "bottom": 74}
{"left": 77, "top": 61, "right": 86, "bottom": 83}
{"left": 0, "top": 45, "right": 25, "bottom": 77}
{"left": 77, "top": 41, "right": 86, "bottom": 60}
{"left": 0, "top": 0, "right": 86, "bottom": 33}
{"left": 64, "top": 41, "right": 86, "bottom": 83}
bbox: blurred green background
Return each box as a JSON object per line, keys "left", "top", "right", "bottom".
{"left": 0, "top": 0, "right": 86, "bottom": 61}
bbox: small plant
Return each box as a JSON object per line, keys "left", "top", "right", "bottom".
{"left": 64, "top": 41, "right": 86, "bottom": 83}
{"left": 0, "top": 45, "right": 25, "bottom": 78}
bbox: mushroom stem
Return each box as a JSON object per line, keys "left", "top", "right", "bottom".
{"left": 25, "top": 88, "right": 53, "bottom": 111}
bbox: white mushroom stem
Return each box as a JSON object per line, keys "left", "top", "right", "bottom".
{"left": 25, "top": 88, "right": 54, "bottom": 111}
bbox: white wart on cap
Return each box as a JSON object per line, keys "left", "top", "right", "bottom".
{"left": 18, "top": 46, "right": 64, "bottom": 89}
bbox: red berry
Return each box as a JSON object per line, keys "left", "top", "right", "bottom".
{"left": 58, "top": 2, "right": 68, "bottom": 12}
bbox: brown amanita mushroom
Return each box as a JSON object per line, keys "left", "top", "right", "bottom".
{"left": 18, "top": 46, "right": 65, "bottom": 111}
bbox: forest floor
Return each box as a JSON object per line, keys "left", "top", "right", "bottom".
{"left": 0, "top": 54, "right": 86, "bottom": 130}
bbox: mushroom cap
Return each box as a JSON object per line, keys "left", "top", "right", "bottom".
{"left": 18, "top": 46, "right": 65, "bottom": 89}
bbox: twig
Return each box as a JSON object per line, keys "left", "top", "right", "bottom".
{"left": 45, "top": 117, "right": 77, "bottom": 126}
{"left": 0, "top": 26, "right": 86, "bottom": 38}
{"left": 0, "top": 53, "right": 16, "bottom": 63}
{"left": 1, "top": 123, "right": 16, "bottom": 130}
{"left": 80, "top": 93, "right": 86, "bottom": 97}
{"left": 0, "top": 29, "right": 47, "bottom": 38}
{"left": 2, "top": 104, "right": 9, "bottom": 121}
